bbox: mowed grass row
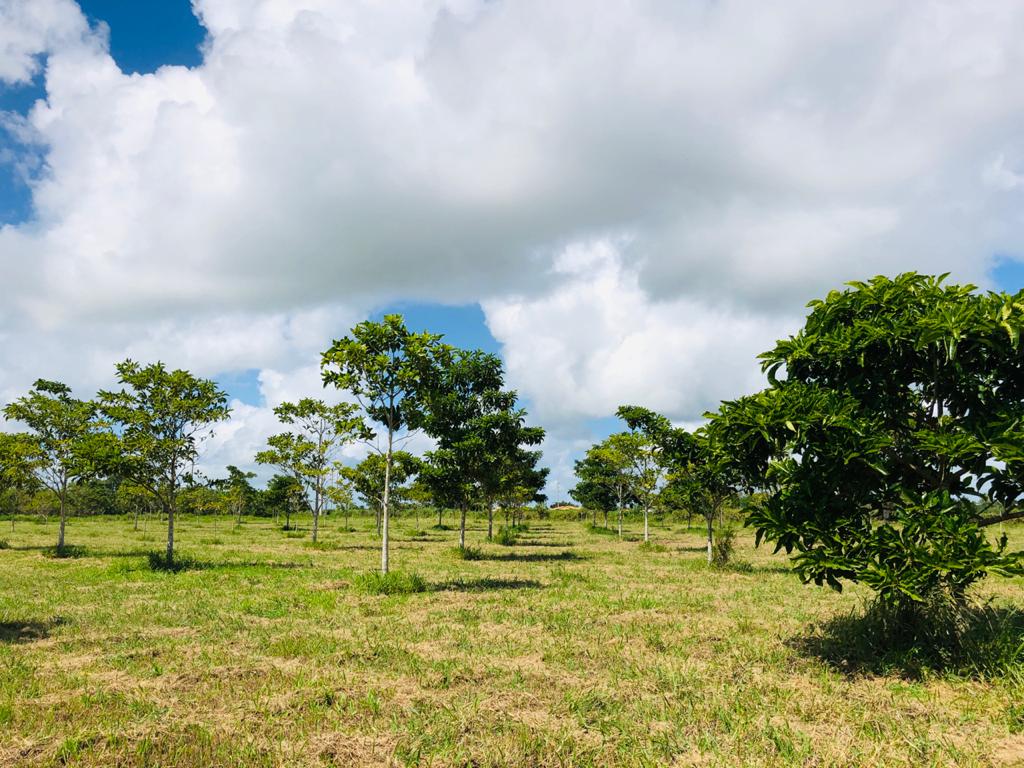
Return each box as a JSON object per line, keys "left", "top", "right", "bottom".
{"left": 0, "top": 515, "right": 1022, "bottom": 767}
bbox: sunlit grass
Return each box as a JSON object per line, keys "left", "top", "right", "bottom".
{"left": 0, "top": 512, "right": 1021, "bottom": 767}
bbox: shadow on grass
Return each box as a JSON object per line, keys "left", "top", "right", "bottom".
{"left": 0, "top": 617, "right": 67, "bottom": 643}
{"left": 514, "top": 539, "right": 576, "bottom": 548}
{"left": 147, "top": 552, "right": 311, "bottom": 573}
{"left": 433, "top": 577, "right": 543, "bottom": 592}
{"left": 479, "top": 550, "right": 582, "bottom": 563}
{"left": 791, "top": 597, "right": 1024, "bottom": 680}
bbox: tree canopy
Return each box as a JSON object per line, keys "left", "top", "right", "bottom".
{"left": 712, "top": 273, "right": 1024, "bottom": 603}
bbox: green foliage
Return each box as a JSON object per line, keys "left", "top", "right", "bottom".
{"left": 452, "top": 545, "right": 483, "bottom": 560}
{"left": 712, "top": 273, "right": 1024, "bottom": 604}
{"left": 353, "top": 570, "right": 427, "bottom": 595}
{"left": 711, "top": 525, "right": 737, "bottom": 568}
{"left": 494, "top": 525, "right": 518, "bottom": 546}
{"left": 98, "top": 360, "right": 230, "bottom": 563}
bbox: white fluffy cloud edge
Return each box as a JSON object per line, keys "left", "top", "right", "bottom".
{"left": 2, "top": 0, "right": 1024, "bottom": 494}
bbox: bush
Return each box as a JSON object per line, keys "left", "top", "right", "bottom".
{"left": 801, "top": 590, "right": 1024, "bottom": 679}
{"left": 0, "top": 539, "right": 9, "bottom": 550}
{"left": 494, "top": 526, "right": 518, "bottom": 546}
{"left": 147, "top": 551, "right": 201, "bottom": 572}
{"left": 353, "top": 571, "right": 427, "bottom": 596}
{"left": 452, "top": 545, "right": 483, "bottom": 561}
{"left": 711, "top": 525, "right": 736, "bottom": 568}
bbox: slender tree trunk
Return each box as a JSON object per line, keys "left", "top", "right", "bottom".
{"left": 57, "top": 483, "right": 67, "bottom": 552}
{"left": 706, "top": 514, "right": 713, "bottom": 564}
{"left": 459, "top": 505, "right": 467, "bottom": 549}
{"left": 643, "top": 505, "right": 649, "bottom": 542}
{"left": 381, "top": 430, "right": 393, "bottom": 575}
{"left": 437, "top": 507, "right": 443, "bottom": 527}
{"left": 487, "top": 501, "right": 494, "bottom": 540}
{"left": 312, "top": 480, "right": 321, "bottom": 543}
{"left": 166, "top": 498, "right": 176, "bottom": 565}
{"left": 617, "top": 486, "right": 623, "bottom": 538}
{"left": 133, "top": 505, "right": 139, "bottom": 531}
{"left": 345, "top": 505, "right": 350, "bottom": 531}
{"left": 603, "top": 509, "right": 608, "bottom": 528}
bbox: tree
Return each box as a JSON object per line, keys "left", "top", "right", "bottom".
{"left": 340, "top": 451, "right": 420, "bottom": 534}
{"left": 321, "top": 315, "right": 443, "bottom": 573}
{"left": 614, "top": 406, "right": 671, "bottom": 542}
{"left": 3, "top": 380, "right": 100, "bottom": 552}
{"left": 221, "top": 465, "right": 257, "bottom": 525}
{"left": 264, "top": 473, "right": 307, "bottom": 530}
{"left": 572, "top": 448, "right": 622, "bottom": 528}
{"left": 256, "top": 399, "right": 365, "bottom": 542}
{"left": 419, "top": 347, "right": 544, "bottom": 548}
{"left": 713, "top": 273, "right": 1024, "bottom": 606}
{"left": 663, "top": 428, "right": 741, "bottom": 563}
{"left": 98, "top": 360, "right": 230, "bottom": 566}
{"left": 0, "top": 432, "right": 41, "bottom": 532}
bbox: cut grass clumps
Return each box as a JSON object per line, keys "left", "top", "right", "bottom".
{"left": 451, "top": 545, "right": 483, "bottom": 561}
{"left": 353, "top": 571, "right": 427, "bottom": 596}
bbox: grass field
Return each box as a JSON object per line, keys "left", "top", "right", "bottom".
{"left": 1, "top": 513, "right": 1022, "bottom": 767}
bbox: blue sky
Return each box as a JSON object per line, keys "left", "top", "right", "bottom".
{"left": 4, "top": 1, "right": 1024, "bottom": 496}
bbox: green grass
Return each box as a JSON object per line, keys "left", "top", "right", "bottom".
{"left": 0, "top": 514, "right": 1022, "bottom": 767}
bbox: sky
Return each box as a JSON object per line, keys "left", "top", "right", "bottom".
{"left": 2, "top": 0, "right": 1024, "bottom": 498}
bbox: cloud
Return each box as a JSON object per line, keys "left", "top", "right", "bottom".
{"left": 3, "top": 0, "right": 1024, "bottom": 492}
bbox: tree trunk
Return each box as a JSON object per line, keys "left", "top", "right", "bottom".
{"left": 312, "top": 481, "right": 321, "bottom": 543}
{"left": 459, "top": 505, "right": 467, "bottom": 549}
{"left": 57, "top": 483, "right": 67, "bottom": 552}
{"left": 437, "top": 507, "right": 443, "bottom": 527}
{"left": 381, "top": 430, "right": 393, "bottom": 575}
{"left": 166, "top": 499, "right": 176, "bottom": 565}
{"left": 706, "top": 514, "right": 713, "bottom": 564}
{"left": 133, "top": 506, "right": 139, "bottom": 531}
{"left": 603, "top": 509, "right": 608, "bottom": 529}
{"left": 487, "top": 502, "right": 494, "bottom": 540}
{"left": 643, "top": 505, "right": 649, "bottom": 543}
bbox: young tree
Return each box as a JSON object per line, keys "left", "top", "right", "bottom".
{"left": 713, "top": 274, "right": 1024, "bottom": 607}
{"left": 0, "top": 432, "right": 41, "bottom": 533}
{"left": 572, "top": 449, "right": 622, "bottom": 528}
{"left": 663, "top": 428, "right": 741, "bottom": 563}
{"left": 3, "top": 380, "right": 100, "bottom": 552}
{"left": 264, "top": 473, "right": 307, "bottom": 530}
{"left": 340, "top": 451, "right": 421, "bottom": 535}
{"left": 321, "top": 315, "right": 442, "bottom": 573}
{"left": 98, "top": 360, "right": 230, "bottom": 566}
{"left": 221, "top": 465, "right": 257, "bottom": 525}
{"left": 613, "top": 406, "right": 672, "bottom": 542}
{"left": 256, "top": 399, "right": 365, "bottom": 542}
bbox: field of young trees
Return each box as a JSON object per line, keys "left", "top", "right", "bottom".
{"left": 1, "top": 273, "right": 1023, "bottom": 767}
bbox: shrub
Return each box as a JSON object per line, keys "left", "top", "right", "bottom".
{"left": 452, "top": 545, "right": 483, "bottom": 561}
{"left": 0, "top": 539, "right": 9, "bottom": 550}
{"left": 802, "top": 591, "right": 1024, "bottom": 679}
{"left": 495, "top": 526, "right": 518, "bottom": 546}
{"left": 353, "top": 571, "right": 427, "bottom": 596}
{"left": 711, "top": 525, "right": 736, "bottom": 568}
{"left": 147, "top": 551, "right": 201, "bottom": 572}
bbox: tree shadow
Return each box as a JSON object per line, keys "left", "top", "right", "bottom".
{"left": 480, "top": 550, "right": 582, "bottom": 563}
{"left": 146, "top": 552, "right": 311, "bottom": 573}
{"left": 0, "top": 617, "right": 67, "bottom": 644}
{"left": 514, "top": 539, "right": 576, "bottom": 548}
{"left": 433, "top": 578, "right": 543, "bottom": 592}
{"left": 789, "top": 598, "right": 1024, "bottom": 680}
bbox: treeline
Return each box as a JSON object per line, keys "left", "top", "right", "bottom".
{"left": 0, "top": 316, "right": 548, "bottom": 573}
